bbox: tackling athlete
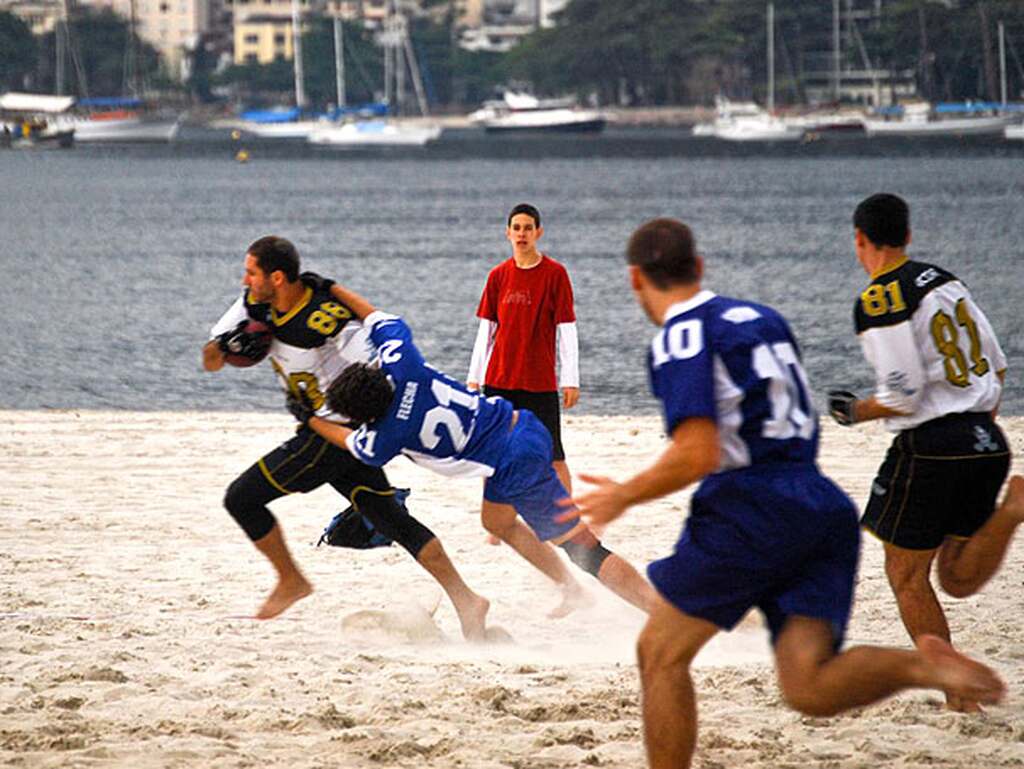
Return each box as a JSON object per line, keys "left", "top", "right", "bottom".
{"left": 827, "top": 193, "right": 1024, "bottom": 711}
{"left": 288, "top": 282, "right": 656, "bottom": 616}
{"left": 566, "top": 217, "right": 1005, "bottom": 769}
{"left": 202, "top": 236, "right": 490, "bottom": 638}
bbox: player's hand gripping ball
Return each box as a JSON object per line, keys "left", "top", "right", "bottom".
{"left": 217, "top": 320, "right": 272, "bottom": 367}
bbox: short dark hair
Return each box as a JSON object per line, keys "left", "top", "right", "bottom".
{"left": 246, "top": 235, "right": 300, "bottom": 282}
{"left": 507, "top": 203, "right": 541, "bottom": 228}
{"left": 853, "top": 193, "right": 910, "bottom": 248}
{"left": 626, "top": 218, "right": 699, "bottom": 289}
{"left": 327, "top": 364, "right": 395, "bottom": 424}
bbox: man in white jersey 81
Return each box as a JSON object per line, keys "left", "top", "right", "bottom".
{"left": 827, "top": 193, "right": 1024, "bottom": 711}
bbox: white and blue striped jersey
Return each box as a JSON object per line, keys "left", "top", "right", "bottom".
{"left": 345, "top": 312, "right": 516, "bottom": 477}
{"left": 649, "top": 290, "right": 818, "bottom": 472}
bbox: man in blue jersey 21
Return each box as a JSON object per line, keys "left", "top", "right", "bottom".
{"left": 292, "top": 281, "right": 658, "bottom": 618}
{"left": 563, "top": 218, "right": 1005, "bottom": 769}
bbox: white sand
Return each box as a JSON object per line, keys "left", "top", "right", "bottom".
{"left": 1, "top": 410, "right": 1022, "bottom": 768}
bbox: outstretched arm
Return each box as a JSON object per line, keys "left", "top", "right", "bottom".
{"left": 561, "top": 417, "right": 719, "bottom": 526}
{"left": 328, "top": 283, "right": 375, "bottom": 320}
{"left": 308, "top": 416, "right": 354, "bottom": 450}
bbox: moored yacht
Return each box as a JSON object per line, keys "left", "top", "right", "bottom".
{"left": 469, "top": 91, "right": 607, "bottom": 133}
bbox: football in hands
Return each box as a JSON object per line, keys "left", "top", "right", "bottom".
{"left": 221, "top": 319, "right": 273, "bottom": 367}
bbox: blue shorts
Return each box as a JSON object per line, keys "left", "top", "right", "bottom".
{"left": 483, "top": 410, "right": 578, "bottom": 542}
{"left": 649, "top": 465, "right": 860, "bottom": 649}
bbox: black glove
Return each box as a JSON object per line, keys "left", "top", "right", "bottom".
{"left": 300, "top": 271, "right": 335, "bottom": 293}
{"left": 286, "top": 392, "right": 315, "bottom": 427}
{"left": 827, "top": 389, "right": 858, "bottom": 426}
{"left": 216, "top": 321, "right": 271, "bottom": 360}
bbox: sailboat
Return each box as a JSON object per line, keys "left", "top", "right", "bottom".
{"left": 706, "top": 4, "right": 804, "bottom": 142}
{"left": 71, "top": 0, "right": 180, "bottom": 142}
{"left": 233, "top": 0, "right": 326, "bottom": 139}
{"left": 307, "top": 9, "right": 442, "bottom": 148}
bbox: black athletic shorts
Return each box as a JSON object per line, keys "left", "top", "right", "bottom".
{"left": 255, "top": 426, "right": 391, "bottom": 500}
{"left": 861, "top": 411, "right": 1010, "bottom": 550}
{"left": 482, "top": 386, "right": 565, "bottom": 461}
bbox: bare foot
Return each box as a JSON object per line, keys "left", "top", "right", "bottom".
{"left": 998, "top": 475, "right": 1024, "bottom": 522}
{"left": 945, "top": 694, "right": 983, "bottom": 713}
{"left": 547, "top": 580, "right": 593, "bottom": 619}
{"left": 916, "top": 635, "right": 1005, "bottom": 706}
{"left": 484, "top": 534, "right": 502, "bottom": 546}
{"left": 255, "top": 576, "right": 313, "bottom": 620}
{"left": 456, "top": 594, "right": 491, "bottom": 642}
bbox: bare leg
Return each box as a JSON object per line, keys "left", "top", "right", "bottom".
{"left": 415, "top": 537, "right": 489, "bottom": 642}
{"left": 481, "top": 499, "right": 586, "bottom": 617}
{"left": 774, "top": 616, "right": 1005, "bottom": 717}
{"left": 938, "top": 475, "right": 1024, "bottom": 598}
{"left": 882, "top": 543, "right": 975, "bottom": 710}
{"left": 637, "top": 598, "right": 719, "bottom": 769}
{"left": 597, "top": 553, "right": 659, "bottom": 613}
{"left": 253, "top": 523, "right": 313, "bottom": 620}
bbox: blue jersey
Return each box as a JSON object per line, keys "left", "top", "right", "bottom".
{"left": 649, "top": 290, "right": 818, "bottom": 472}
{"left": 346, "top": 313, "right": 516, "bottom": 477}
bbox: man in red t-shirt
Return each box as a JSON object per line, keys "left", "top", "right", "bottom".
{"left": 468, "top": 203, "right": 580, "bottom": 504}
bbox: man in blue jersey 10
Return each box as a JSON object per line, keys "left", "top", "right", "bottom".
{"left": 563, "top": 218, "right": 1005, "bottom": 769}
{"left": 291, "top": 281, "right": 658, "bottom": 617}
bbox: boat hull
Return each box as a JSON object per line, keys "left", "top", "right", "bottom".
{"left": 307, "top": 121, "right": 442, "bottom": 147}
{"left": 482, "top": 117, "right": 607, "bottom": 133}
{"left": 864, "top": 116, "right": 1014, "bottom": 137}
{"left": 74, "top": 117, "right": 179, "bottom": 143}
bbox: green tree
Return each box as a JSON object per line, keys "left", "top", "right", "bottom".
{"left": 0, "top": 11, "right": 38, "bottom": 91}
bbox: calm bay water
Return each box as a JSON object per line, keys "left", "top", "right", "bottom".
{"left": 2, "top": 127, "right": 1022, "bottom": 415}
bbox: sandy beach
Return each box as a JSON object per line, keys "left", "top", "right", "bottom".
{"left": 1, "top": 410, "right": 1022, "bottom": 768}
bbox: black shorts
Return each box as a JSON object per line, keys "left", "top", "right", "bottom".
{"left": 483, "top": 386, "right": 565, "bottom": 461}
{"left": 861, "top": 412, "right": 1010, "bottom": 550}
{"left": 254, "top": 426, "right": 392, "bottom": 500}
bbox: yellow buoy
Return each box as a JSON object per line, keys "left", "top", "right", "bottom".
{"left": 235, "top": 149, "right": 250, "bottom": 163}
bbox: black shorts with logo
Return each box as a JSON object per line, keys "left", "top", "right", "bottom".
{"left": 482, "top": 386, "right": 565, "bottom": 461}
{"left": 861, "top": 412, "right": 1010, "bottom": 550}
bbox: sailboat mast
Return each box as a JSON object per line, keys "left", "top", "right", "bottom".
{"left": 333, "top": 17, "right": 346, "bottom": 108}
{"left": 124, "top": 0, "right": 141, "bottom": 98}
{"left": 767, "top": 2, "right": 775, "bottom": 113}
{"left": 999, "top": 21, "right": 1007, "bottom": 107}
{"left": 832, "top": 0, "right": 841, "bottom": 102}
{"left": 291, "top": 0, "right": 307, "bottom": 109}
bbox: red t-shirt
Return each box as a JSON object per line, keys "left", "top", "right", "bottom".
{"left": 476, "top": 254, "right": 576, "bottom": 392}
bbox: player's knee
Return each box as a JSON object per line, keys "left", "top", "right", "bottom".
{"left": 354, "top": 488, "right": 434, "bottom": 558}
{"left": 560, "top": 537, "right": 612, "bottom": 578}
{"left": 637, "top": 621, "right": 694, "bottom": 680}
{"left": 481, "top": 510, "right": 516, "bottom": 539}
{"left": 936, "top": 570, "right": 978, "bottom": 599}
{"left": 223, "top": 478, "right": 275, "bottom": 541}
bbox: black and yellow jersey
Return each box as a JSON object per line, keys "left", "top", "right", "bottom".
{"left": 852, "top": 258, "right": 1006, "bottom": 432}
{"left": 210, "top": 284, "right": 376, "bottom": 418}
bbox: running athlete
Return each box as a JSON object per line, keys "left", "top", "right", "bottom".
{"left": 291, "top": 281, "right": 656, "bottom": 616}
{"left": 202, "top": 236, "right": 490, "bottom": 638}
{"left": 565, "top": 217, "right": 1005, "bottom": 769}
{"left": 467, "top": 203, "right": 579, "bottom": 500}
{"left": 827, "top": 193, "right": 1024, "bottom": 711}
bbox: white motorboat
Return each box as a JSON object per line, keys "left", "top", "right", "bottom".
{"left": 1006, "top": 123, "right": 1024, "bottom": 140}
{"left": 469, "top": 91, "right": 607, "bottom": 133}
{"left": 864, "top": 102, "right": 1015, "bottom": 137}
{"left": 308, "top": 119, "right": 441, "bottom": 147}
{"left": 235, "top": 117, "right": 326, "bottom": 139}
{"left": 0, "top": 92, "right": 75, "bottom": 149}
{"left": 694, "top": 97, "right": 804, "bottom": 142}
